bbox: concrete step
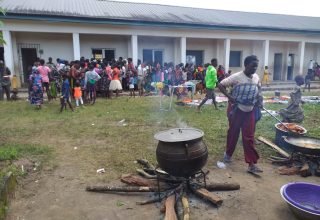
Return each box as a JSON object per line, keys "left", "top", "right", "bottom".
{"left": 261, "top": 80, "right": 320, "bottom": 91}
{"left": 264, "top": 80, "right": 320, "bottom": 85}
{"left": 261, "top": 85, "right": 320, "bottom": 91}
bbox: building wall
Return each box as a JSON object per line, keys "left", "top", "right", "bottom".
{"left": 138, "top": 37, "right": 175, "bottom": 64}
{"left": 80, "top": 34, "right": 129, "bottom": 60}
{"left": 216, "top": 39, "right": 225, "bottom": 68}
{"left": 305, "top": 43, "right": 320, "bottom": 73}
{"left": 15, "top": 32, "right": 73, "bottom": 62}
{"left": 229, "top": 40, "right": 254, "bottom": 74}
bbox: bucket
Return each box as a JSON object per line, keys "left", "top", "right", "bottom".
{"left": 274, "top": 123, "right": 307, "bottom": 153}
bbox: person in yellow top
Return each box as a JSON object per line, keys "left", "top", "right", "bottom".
{"left": 262, "top": 66, "right": 270, "bottom": 86}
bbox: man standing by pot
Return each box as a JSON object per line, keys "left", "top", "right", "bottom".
{"left": 196, "top": 58, "right": 218, "bottom": 112}
{"left": 217, "top": 55, "right": 263, "bottom": 174}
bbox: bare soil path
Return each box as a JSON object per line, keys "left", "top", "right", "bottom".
{"left": 7, "top": 153, "right": 319, "bottom": 220}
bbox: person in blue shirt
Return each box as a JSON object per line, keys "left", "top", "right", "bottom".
{"left": 60, "top": 74, "right": 74, "bottom": 112}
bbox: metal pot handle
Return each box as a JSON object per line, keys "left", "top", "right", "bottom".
{"left": 184, "top": 143, "right": 189, "bottom": 158}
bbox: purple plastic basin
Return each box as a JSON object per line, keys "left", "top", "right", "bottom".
{"left": 282, "top": 182, "right": 320, "bottom": 215}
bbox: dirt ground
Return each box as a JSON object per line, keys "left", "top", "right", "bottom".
{"left": 7, "top": 154, "right": 320, "bottom": 220}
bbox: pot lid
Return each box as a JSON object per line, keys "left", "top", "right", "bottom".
{"left": 154, "top": 128, "right": 204, "bottom": 142}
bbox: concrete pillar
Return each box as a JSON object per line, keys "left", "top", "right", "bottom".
{"left": 127, "top": 38, "right": 132, "bottom": 59}
{"left": 263, "top": 40, "right": 269, "bottom": 69}
{"left": 298, "top": 41, "right": 305, "bottom": 75}
{"left": 216, "top": 40, "right": 220, "bottom": 63}
{"left": 174, "top": 38, "right": 179, "bottom": 65}
{"left": 2, "top": 30, "right": 14, "bottom": 76}
{"left": 180, "top": 37, "right": 186, "bottom": 64}
{"left": 131, "top": 35, "right": 138, "bottom": 66}
{"left": 316, "top": 44, "right": 320, "bottom": 62}
{"left": 72, "top": 33, "right": 81, "bottom": 60}
{"left": 11, "top": 33, "right": 21, "bottom": 85}
{"left": 224, "top": 38, "right": 230, "bottom": 72}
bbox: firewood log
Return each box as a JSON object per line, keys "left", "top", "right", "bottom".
{"left": 203, "top": 182, "right": 240, "bottom": 191}
{"left": 136, "top": 159, "right": 156, "bottom": 170}
{"left": 192, "top": 188, "right": 223, "bottom": 206}
{"left": 300, "top": 163, "right": 312, "bottom": 177}
{"left": 164, "top": 194, "right": 177, "bottom": 220}
{"left": 136, "top": 197, "right": 161, "bottom": 205}
{"left": 277, "top": 166, "right": 300, "bottom": 175}
{"left": 136, "top": 168, "right": 156, "bottom": 179}
{"left": 121, "top": 173, "right": 157, "bottom": 187}
{"left": 181, "top": 195, "right": 190, "bottom": 220}
{"left": 160, "top": 198, "right": 166, "bottom": 213}
{"left": 86, "top": 185, "right": 158, "bottom": 192}
{"left": 257, "top": 136, "right": 290, "bottom": 158}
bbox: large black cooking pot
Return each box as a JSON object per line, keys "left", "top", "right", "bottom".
{"left": 154, "top": 128, "right": 208, "bottom": 177}
{"left": 283, "top": 136, "right": 320, "bottom": 156}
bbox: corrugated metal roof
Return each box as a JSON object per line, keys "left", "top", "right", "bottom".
{"left": 1, "top": 0, "right": 320, "bottom": 32}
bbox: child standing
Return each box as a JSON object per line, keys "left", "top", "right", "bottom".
{"left": 74, "top": 81, "right": 84, "bottom": 107}
{"left": 60, "top": 74, "right": 74, "bottom": 112}
{"left": 129, "top": 74, "right": 135, "bottom": 98}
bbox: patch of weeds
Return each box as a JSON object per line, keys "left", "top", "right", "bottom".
{"left": 0, "top": 143, "right": 51, "bottom": 178}
{"left": 0, "top": 165, "right": 26, "bottom": 179}
{"left": 116, "top": 200, "right": 125, "bottom": 207}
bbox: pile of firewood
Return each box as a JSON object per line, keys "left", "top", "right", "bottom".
{"left": 258, "top": 136, "right": 320, "bottom": 177}
{"left": 271, "top": 154, "right": 320, "bottom": 177}
{"left": 86, "top": 159, "right": 240, "bottom": 220}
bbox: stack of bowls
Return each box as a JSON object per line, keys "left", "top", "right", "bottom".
{"left": 280, "top": 182, "right": 320, "bottom": 220}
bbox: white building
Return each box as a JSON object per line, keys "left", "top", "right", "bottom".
{"left": 1, "top": 0, "right": 320, "bottom": 85}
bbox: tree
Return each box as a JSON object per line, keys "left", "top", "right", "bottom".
{"left": 0, "top": 8, "right": 6, "bottom": 45}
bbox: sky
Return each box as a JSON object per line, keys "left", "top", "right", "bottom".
{"left": 113, "top": 0, "right": 320, "bottom": 17}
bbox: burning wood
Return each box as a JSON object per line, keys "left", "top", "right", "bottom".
{"left": 300, "top": 163, "right": 312, "bottom": 177}
{"left": 191, "top": 187, "right": 223, "bottom": 206}
{"left": 258, "top": 136, "right": 320, "bottom": 177}
{"left": 121, "top": 173, "right": 157, "bottom": 187}
{"left": 181, "top": 195, "right": 190, "bottom": 220}
{"left": 86, "top": 159, "right": 241, "bottom": 219}
{"left": 164, "top": 194, "right": 177, "bottom": 220}
{"left": 86, "top": 185, "right": 160, "bottom": 192}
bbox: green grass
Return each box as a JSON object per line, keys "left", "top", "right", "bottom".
{"left": 0, "top": 143, "right": 50, "bottom": 161}
{"left": 0, "top": 93, "right": 319, "bottom": 181}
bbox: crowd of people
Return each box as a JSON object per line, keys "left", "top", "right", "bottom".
{"left": 24, "top": 56, "right": 232, "bottom": 110}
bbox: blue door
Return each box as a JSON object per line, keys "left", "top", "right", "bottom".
{"left": 143, "top": 49, "right": 153, "bottom": 65}
{"left": 154, "top": 50, "right": 163, "bottom": 66}
{"left": 273, "top": 53, "right": 282, "bottom": 81}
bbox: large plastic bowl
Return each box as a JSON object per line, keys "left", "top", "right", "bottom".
{"left": 280, "top": 182, "right": 320, "bottom": 220}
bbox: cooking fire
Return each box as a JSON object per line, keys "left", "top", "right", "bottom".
{"left": 86, "top": 128, "right": 240, "bottom": 219}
